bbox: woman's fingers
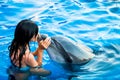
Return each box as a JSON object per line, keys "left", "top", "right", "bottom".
{"left": 43, "top": 38, "right": 51, "bottom": 49}
{"left": 39, "top": 38, "right": 51, "bottom": 49}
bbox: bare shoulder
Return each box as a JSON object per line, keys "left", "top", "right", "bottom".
{"left": 24, "top": 48, "right": 33, "bottom": 60}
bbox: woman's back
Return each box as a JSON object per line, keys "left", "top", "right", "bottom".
{"left": 11, "top": 46, "right": 38, "bottom": 68}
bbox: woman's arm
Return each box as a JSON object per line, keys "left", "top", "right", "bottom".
{"left": 32, "top": 48, "right": 43, "bottom": 66}
{"left": 26, "top": 53, "right": 38, "bottom": 67}
{"left": 32, "top": 37, "right": 51, "bottom": 66}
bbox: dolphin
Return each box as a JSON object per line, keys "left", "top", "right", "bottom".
{"left": 38, "top": 34, "right": 95, "bottom": 65}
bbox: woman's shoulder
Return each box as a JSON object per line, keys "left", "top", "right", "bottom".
{"left": 23, "top": 48, "right": 32, "bottom": 62}
{"left": 24, "top": 48, "right": 32, "bottom": 58}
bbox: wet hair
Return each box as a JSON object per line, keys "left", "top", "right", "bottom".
{"left": 8, "top": 19, "right": 38, "bottom": 68}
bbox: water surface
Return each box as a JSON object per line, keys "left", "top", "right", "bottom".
{"left": 0, "top": 0, "right": 120, "bottom": 80}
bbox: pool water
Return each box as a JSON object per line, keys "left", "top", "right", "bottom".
{"left": 0, "top": 0, "right": 120, "bottom": 80}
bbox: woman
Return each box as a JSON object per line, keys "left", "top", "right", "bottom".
{"left": 8, "top": 19, "right": 51, "bottom": 80}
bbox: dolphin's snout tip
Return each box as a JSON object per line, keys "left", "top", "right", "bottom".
{"left": 37, "top": 34, "right": 48, "bottom": 41}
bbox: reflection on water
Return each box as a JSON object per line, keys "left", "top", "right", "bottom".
{"left": 0, "top": 0, "right": 120, "bottom": 79}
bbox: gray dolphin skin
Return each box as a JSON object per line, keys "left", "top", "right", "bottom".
{"left": 38, "top": 34, "right": 95, "bottom": 65}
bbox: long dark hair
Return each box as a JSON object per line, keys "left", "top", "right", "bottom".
{"left": 8, "top": 19, "right": 38, "bottom": 68}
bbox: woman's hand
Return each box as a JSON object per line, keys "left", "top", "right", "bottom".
{"left": 38, "top": 38, "right": 51, "bottom": 50}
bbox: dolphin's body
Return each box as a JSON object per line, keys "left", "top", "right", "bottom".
{"left": 39, "top": 35, "right": 95, "bottom": 65}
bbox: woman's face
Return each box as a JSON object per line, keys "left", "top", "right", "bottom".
{"left": 30, "top": 34, "right": 39, "bottom": 42}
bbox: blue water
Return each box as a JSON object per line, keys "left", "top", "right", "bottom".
{"left": 0, "top": 0, "right": 120, "bottom": 80}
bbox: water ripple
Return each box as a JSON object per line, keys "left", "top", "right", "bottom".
{"left": 0, "top": 0, "right": 120, "bottom": 79}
